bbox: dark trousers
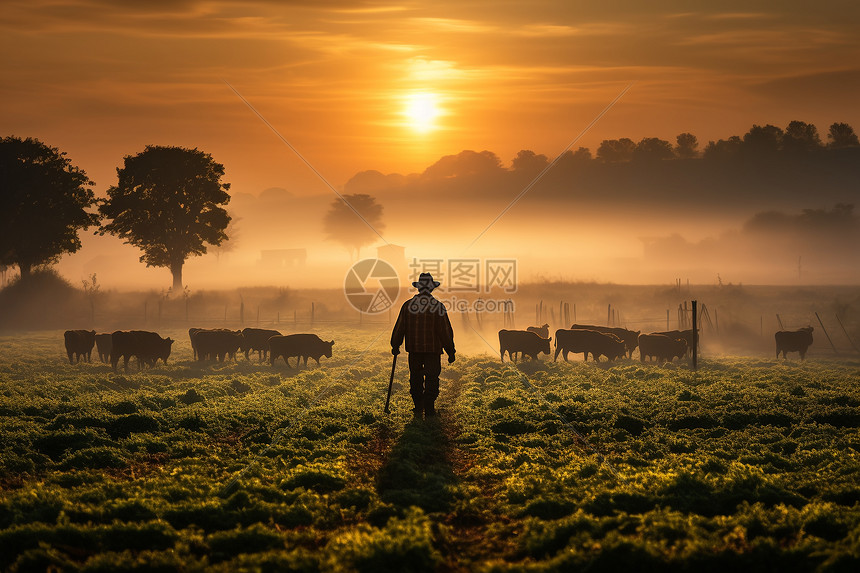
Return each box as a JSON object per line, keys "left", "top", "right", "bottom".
{"left": 407, "top": 352, "right": 441, "bottom": 410}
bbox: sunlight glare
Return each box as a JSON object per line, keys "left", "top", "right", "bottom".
{"left": 402, "top": 92, "right": 441, "bottom": 133}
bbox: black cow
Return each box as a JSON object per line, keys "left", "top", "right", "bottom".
{"left": 64, "top": 330, "right": 96, "bottom": 364}
{"left": 188, "top": 327, "right": 203, "bottom": 360}
{"left": 527, "top": 324, "right": 550, "bottom": 339}
{"left": 269, "top": 334, "right": 334, "bottom": 367}
{"left": 639, "top": 333, "right": 687, "bottom": 364}
{"left": 95, "top": 333, "right": 112, "bottom": 363}
{"left": 241, "top": 328, "right": 282, "bottom": 362}
{"left": 111, "top": 330, "right": 174, "bottom": 371}
{"left": 554, "top": 328, "right": 625, "bottom": 362}
{"left": 194, "top": 329, "right": 243, "bottom": 362}
{"left": 653, "top": 329, "right": 696, "bottom": 357}
{"left": 571, "top": 324, "right": 640, "bottom": 358}
{"left": 775, "top": 327, "right": 814, "bottom": 360}
{"left": 499, "top": 329, "right": 551, "bottom": 362}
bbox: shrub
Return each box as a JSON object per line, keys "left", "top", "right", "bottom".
{"left": 179, "top": 389, "right": 204, "bottom": 404}
{"left": 488, "top": 396, "right": 517, "bottom": 410}
{"left": 614, "top": 415, "right": 648, "bottom": 436}
{"left": 106, "top": 400, "right": 139, "bottom": 415}
{"left": 207, "top": 524, "right": 283, "bottom": 562}
{"left": 324, "top": 510, "right": 442, "bottom": 573}
{"left": 281, "top": 469, "right": 346, "bottom": 493}
{"left": 106, "top": 414, "right": 161, "bottom": 439}
{"left": 491, "top": 419, "right": 537, "bottom": 435}
{"left": 33, "top": 429, "right": 108, "bottom": 460}
{"left": 60, "top": 447, "right": 127, "bottom": 470}
{"left": 521, "top": 497, "right": 576, "bottom": 520}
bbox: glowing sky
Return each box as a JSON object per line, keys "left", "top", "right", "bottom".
{"left": 3, "top": 0, "right": 859, "bottom": 200}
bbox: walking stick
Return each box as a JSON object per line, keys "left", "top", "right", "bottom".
{"left": 383, "top": 353, "right": 397, "bottom": 414}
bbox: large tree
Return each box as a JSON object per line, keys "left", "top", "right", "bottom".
{"left": 782, "top": 120, "right": 822, "bottom": 154}
{"left": 742, "top": 124, "right": 783, "bottom": 157}
{"left": 633, "top": 137, "right": 674, "bottom": 161}
{"left": 100, "top": 145, "right": 231, "bottom": 291}
{"left": 0, "top": 136, "right": 99, "bottom": 280}
{"left": 596, "top": 138, "right": 635, "bottom": 163}
{"left": 827, "top": 122, "right": 860, "bottom": 148}
{"left": 323, "top": 194, "right": 385, "bottom": 260}
{"left": 675, "top": 133, "right": 699, "bottom": 159}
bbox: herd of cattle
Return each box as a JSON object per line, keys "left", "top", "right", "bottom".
{"left": 62, "top": 328, "right": 335, "bottom": 371}
{"left": 498, "top": 323, "right": 815, "bottom": 364}
{"left": 62, "top": 323, "right": 815, "bottom": 370}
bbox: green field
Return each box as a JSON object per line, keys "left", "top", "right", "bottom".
{"left": 1, "top": 329, "right": 860, "bottom": 572}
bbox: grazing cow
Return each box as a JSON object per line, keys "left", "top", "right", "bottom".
{"left": 639, "top": 333, "right": 687, "bottom": 364}
{"left": 194, "top": 329, "right": 243, "bottom": 362}
{"left": 527, "top": 324, "right": 550, "bottom": 339}
{"left": 554, "top": 328, "right": 626, "bottom": 362}
{"left": 653, "top": 329, "right": 696, "bottom": 357}
{"left": 95, "top": 333, "right": 112, "bottom": 363}
{"left": 269, "top": 334, "right": 335, "bottom": 367}
{"left": 64, "top": 330, "right": 96, "bottom": 364}
{"left": 188, "top": 327, "right": 203, "bottom": 360}
{"left": 498, "top": 329, "right": 551, "bottom": 362}
{"left": 241, "top": 328, "right": 282, "bottom": 362}
{"left": 111, "top": 330, "right": 174, "bottom": 371}
{"left": 775, "top": 327, "right": 814, "bottom": 360}
{"left": 571, "top": 324, "right": 640, "bottom": 358}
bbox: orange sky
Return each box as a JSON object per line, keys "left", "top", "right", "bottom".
{"left": 3, "top": 1, "right": 860, "bottom": 199}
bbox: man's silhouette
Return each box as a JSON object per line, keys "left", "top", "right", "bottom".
{"left": 391, "top": 272, "right": 455, "bottom": 417}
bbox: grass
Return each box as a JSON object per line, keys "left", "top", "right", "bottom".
{"left": 1, "top": 328, "right": 859, "bottom": 571}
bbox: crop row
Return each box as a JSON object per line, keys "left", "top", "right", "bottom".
{"left": 1, "top": 331, "right": 859, "bottom": 571}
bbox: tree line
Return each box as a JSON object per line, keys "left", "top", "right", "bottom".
{"left": 570, "top": 121, "right": 859, "bottom": 164}
{"left": 3, "top": 120, "right": 857, "bottom": 292}
{"left": 0, "top": 138, "right": 231, "bottom": 292}
{"left": 0, "top": 136, "right": 388, "bottom": 291}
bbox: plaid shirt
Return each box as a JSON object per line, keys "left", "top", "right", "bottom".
{"left": 391, "top": 293, "right": 455, "bottom": 355}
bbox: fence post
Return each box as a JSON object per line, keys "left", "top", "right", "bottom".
{"left": 815, "top": 312, "right": 839, "bottom": 355}
{"left": 776, "top": 314, "right": 784, "bottom": 330}
{"left": 692, "top": 299, "right": 698, "bottom": 370}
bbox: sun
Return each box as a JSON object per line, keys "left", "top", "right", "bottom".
{"left": 402, "top": 92, "right": 441, "bottom": 133}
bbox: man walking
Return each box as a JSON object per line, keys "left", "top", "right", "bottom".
{"left": 390, "top": 272, "right": 456, "bottom": 417}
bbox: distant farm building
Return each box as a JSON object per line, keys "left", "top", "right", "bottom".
{"left": 259, "top": 249, "right": 307, "bottom": 268}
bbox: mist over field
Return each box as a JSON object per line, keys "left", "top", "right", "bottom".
{"left": 45, "top": 145, "right": 860, "bottom": 292}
